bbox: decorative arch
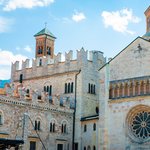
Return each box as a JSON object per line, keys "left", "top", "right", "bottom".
{"left": 129, "top": 82, "right": 133, "bottom": 96}
{"left": 34, "top": 116, "right": 42, "bottom": 131}
{"left": 119, "top": 83, "right": 123, "bottom": 97}
{"left": 61, "top": 120, "right": 68, "bottom": 134}
{"left": 50, "top": 118, "right": 57, "bottom": 133}
{"left": 140, "top": 80, "right": 144, "bottom": 95}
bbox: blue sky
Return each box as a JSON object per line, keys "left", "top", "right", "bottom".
{"left": 0, "top": 0, "right": 149, "bottom": 79}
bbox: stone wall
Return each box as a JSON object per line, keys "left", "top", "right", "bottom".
{"left": 0, "top": 95, "right": 73, "bottom": 150}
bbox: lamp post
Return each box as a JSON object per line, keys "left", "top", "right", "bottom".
{"left": 72, "top": 70, "right": 81, "bottom": 150}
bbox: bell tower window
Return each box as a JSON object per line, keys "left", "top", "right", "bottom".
{"left": 47, "top": 47, "right": 51, "bottom": 55}
{"left": 38, "top": 46, "right": 43, "bottom": 54}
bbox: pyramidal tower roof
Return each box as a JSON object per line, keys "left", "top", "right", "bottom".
{"left": 34, "top": 27, "right": 56, "bottom": 39}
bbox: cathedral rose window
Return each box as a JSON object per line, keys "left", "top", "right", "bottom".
{"left": 127, "top": 105, "right": 150, "bottom": 143}
{"left": 131, "top": 111, "right": 150, "bottom": 140}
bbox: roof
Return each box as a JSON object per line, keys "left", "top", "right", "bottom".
{"left": 143, "top": 31, "right": 150, "bottom": 37}
{"left": 98, "top": 36, "right": 150, "bottom": 71}
{"left": 144, "top": 6, "right": 150, "bottom": 15}
{"left": 80, "top": 114, "right": 99, "bottom": 121}
{"left": 0, "top": 79, "right": 10, "bottom": 88}
{"left": 34, "top": 28, "right": 56, "bottom": 39}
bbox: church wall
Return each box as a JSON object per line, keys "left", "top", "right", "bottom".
{"left": 108, "top": 97, "right": 150, "bottom": 150}
{"left": 109, "top": 38, "right": 150, "bottom": 81}
{"left": 99, "top": 37, "right": 150, "bottom": 150}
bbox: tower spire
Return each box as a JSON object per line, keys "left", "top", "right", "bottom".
{"left": 45, "top": 22, "right": 47, "bottom": 29}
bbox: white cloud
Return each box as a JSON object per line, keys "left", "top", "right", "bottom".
{"left": 24, "top": 45, "right": 32, "bottom": 52}
{"left": 72, "top": 12, "right": 86, "bottom": 22}
{"left": 0, "top": 49, "right": 27, "bottom": 79}
{"left": 2, "top": 0, "right": 54, "bottom": 11}
{"left": 101, "top": 8, "right": 141, "bottom": 35}
{"left": 0, "top": 16, "right": 13, "bottom": 33}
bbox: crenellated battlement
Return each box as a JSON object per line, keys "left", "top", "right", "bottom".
{"left": 11, "top": 48, "right": 106, "bottom": 81}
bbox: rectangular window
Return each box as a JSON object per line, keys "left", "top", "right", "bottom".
{"left": 57, "top": 144, "right": 63, "bottom": 150}
{"left": 75, "top": 143, "right": 78, "bottom": 150}
{"left": 30, "top": 141, "right": 36, "bottom": 150}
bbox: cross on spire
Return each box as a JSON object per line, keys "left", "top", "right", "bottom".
{"left": 45, "top": 22, "right": 47, "bottom": 28}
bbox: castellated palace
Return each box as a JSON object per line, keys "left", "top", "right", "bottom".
{"left": 1, "top": 6, "right": 150, "bottom": 150}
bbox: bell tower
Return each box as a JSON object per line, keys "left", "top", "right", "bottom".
{"left": 34, "top": 27, "right": 56, "bottom": 58}
{"left": 145, "top": 6, "right": 150, "bottom": 33}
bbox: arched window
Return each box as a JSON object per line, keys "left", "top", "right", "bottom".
{"left": 96, "top": 107, "right": 99, "bottom": 114}
{"left": 50, "top": 120, "right": 56, "bottom": 133}
{"left": 50, "top": 123, "right": 53, "bottom": 132}
{"left": 61, "top": 121, "right": 67, "bottom": 134}
{"left": 47, "top": 47, "right": 51, "bottom": 55}
{"left": 71, "top": 82, "right": 74, "bottom": 93}
{"left": 64, "top": 124, "right": 66, "bottom": 133}
{"left": 49, "top": 85, "right": 52, "bottom": 96}
{"left": 53, "top": 123, "right": 55, "bottom": 132}
{"left": 35, "top": 120, "right": 40, "bottom": 131}
{"left": 47, "top": 86, "right": 49, "bottom": 92}
{"left": 19, "top": 74, "right": 23, "bottom": 83}
{"left": 37, "top": 121, "right": 40, "bottom": 130}
{"left": 88, "top": 83, "right": 91, "bottom": 93}
{"left": 34, "top": 120, "right": 37, "bottom": 130}
{"left": 93, "top": 123, "right": 96, "bottom": 131}
{"left": 44, "top": 86, "right": 46, "bottom": 92}
{"left": 93, "top": 85, "right": 95, "bottom": 94}
{"left": 61, "top": 124, "right": 64, "bottom": 133}
{"left": 84, "top": 124, "right": 87, "bottom": 132}
{"left": 84, "top": 147, "right": 86, "bottom": 150}
{"left": 91, "top": 84, "right": 93, "bottom": 94}
{"left": 68, "top": 83, "right": 71, "bottom": 93}
{"left": 65, "top": 83, "right": 67, "bottom": 93}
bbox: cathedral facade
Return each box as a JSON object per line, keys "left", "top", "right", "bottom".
{"left": 99, "top": 6, "right": 150, "bottom": 150}
{"left": 0, "top": 5, "right": 150, "bottom": 150}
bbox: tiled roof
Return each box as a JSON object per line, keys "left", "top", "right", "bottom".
{"left": 34, "top": 28, "right": 56, "bottom": 39}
